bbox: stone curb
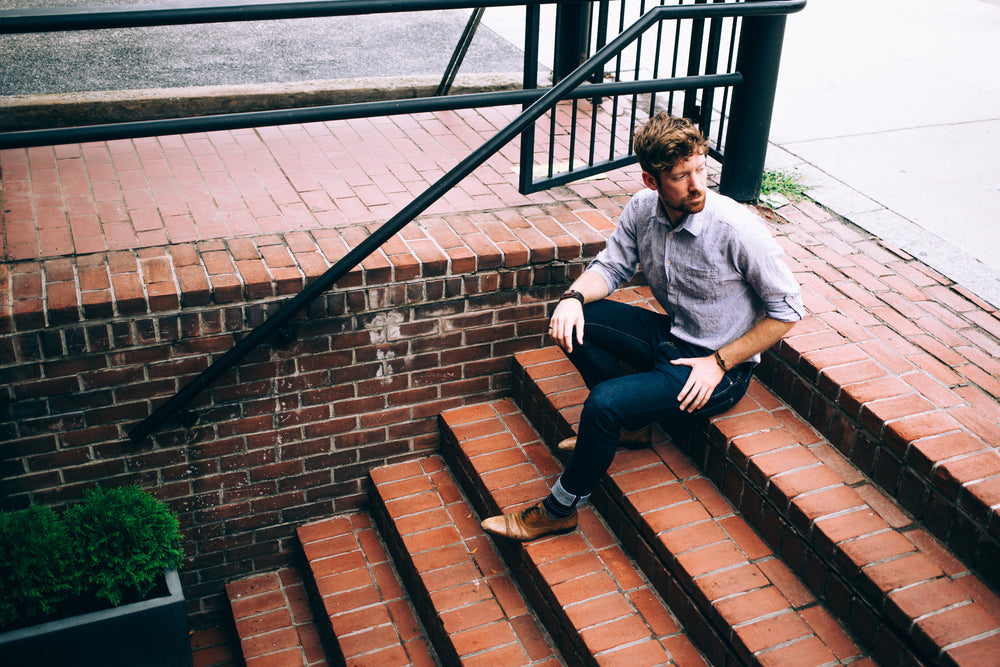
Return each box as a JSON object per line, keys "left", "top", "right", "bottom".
{"left": 0, "top": 73, "right": 523, "bottom": 132}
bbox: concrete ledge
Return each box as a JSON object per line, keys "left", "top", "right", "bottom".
{"left": 0, "top": 74, "right": 524, "bottom": 132}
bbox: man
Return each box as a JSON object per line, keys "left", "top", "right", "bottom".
{"left": 480, "top": 113, "right": 804, "bottom": 541}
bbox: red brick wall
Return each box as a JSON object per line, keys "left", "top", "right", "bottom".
{"left": 0, "top": 220, "right": 596, "bottom": 625}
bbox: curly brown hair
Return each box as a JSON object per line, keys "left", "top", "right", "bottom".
{"left": 633, "top": 113, "right": 708, "bottom": 176}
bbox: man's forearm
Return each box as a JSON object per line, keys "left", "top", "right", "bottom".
{"left": 566, "top": 270, "right": 611, "bottom": 304}
{"left": 715, "top": 317, "right": 797, "bottom": 370}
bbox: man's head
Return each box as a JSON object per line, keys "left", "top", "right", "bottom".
{"left": 634, "top": 114, "right": 709, "bottom": 222}
{"left": 633, "top": 113, "right": 708, "bottom": 176}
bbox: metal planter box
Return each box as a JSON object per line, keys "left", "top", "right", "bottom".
{"left": 0, "top": 568, "right": 192, "bottom": 667}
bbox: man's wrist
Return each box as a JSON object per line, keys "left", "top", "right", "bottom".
{"left": 559, "top": 289, "right": 585, "bottom": 306}
{"left": 714, "top": 349, "right": 729, "bottom": 372}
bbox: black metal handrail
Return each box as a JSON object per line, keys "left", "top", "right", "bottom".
{"left": 0, "top": 77, "right": 734, "bottom": 151}
{"left": 121, "top": 0, "right": 804, "bottom": 442}
{"left": 0, "top": 0, "right": 580, "bottom": 33}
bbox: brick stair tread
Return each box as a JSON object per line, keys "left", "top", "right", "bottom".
{"left": 367, "top": 455, "right": 565, "bottom": 666}
{"left": 513, "top": 344, "right": 1000, "bottom": 667}
{"left": 225, "top": 566, "right": 329, "bottom": 667}
{"left": 765, "top": 269, "right": 1000, "bottom": 591}
{"left": 444, "top": 396, "right": 872, "bottom": 666}
{"left": 445, "top": 398, "right": 804, "bottom": 666}
{"left": 295, "top": 512, "right": 437, "bottom": 666}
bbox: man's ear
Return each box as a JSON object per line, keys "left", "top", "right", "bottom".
{"left": 640, "top": 171, "right": 659, "bottom": 191}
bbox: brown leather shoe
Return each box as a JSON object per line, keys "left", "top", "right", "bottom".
{"left": 557, "top": 425, "right": 652, "bottom": 453}
{"left": 480, "top": 501, "right": 577, "bottom": 541}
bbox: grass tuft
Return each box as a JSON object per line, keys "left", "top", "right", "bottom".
{"left": 758, "top": 169, "right": 809, "bottom": 207}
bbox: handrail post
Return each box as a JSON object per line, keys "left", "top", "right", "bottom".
{"left": 552, "top": 0, "right": 591, "bottom": 83}
{"left": 718, "top": 0, "right": 790, "bottom": 202}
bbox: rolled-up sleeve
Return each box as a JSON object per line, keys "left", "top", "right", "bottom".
{"left": 588, "top": 197, "right": 642, "bottom": 293}
{"left": 738, "top": 221, "right": 804, "bottom": 323}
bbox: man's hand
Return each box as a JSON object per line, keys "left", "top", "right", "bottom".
{"left": 671, "top": 355, "right": 725, "bottom": 412}
{"left": 549, "top": 298, "right": 585, "bottom": 353}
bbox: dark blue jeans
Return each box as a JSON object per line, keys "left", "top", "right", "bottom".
{"left": 559, "top": 300, "right": 753, "bottom": 498}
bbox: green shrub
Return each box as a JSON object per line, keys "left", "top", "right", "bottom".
{"left": 0, "top": 485, "right": 184, "bottom": 630}
{"left": 64, "top": 486, "right": 184, "bottom": 607}
{"left": 0, "top": 504, "right": 79, "bottom": 628}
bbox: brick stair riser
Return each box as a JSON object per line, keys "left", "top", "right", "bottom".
{"left": 368, "top": 496, "right": 446, "bottom": 665}
{"left": 759, "top": 338, "right": 1000, "bottom": 595}
{"left": 225, "top": 567, "right": 331, "bottom": 667}
{"left": 512, "top": 347, "right": 1000, "bottom": 667}
{"left": 509, "top": 354, "right": 865, "bottom": 667}
{"left": 443, "top": 395, "right": 876, "bottom": 666}
{"left": 671, "top": 418, "right": 996, "bottom": 666}
{"left": 367, "top": 456, "right": 566, "bottom": 666}
{"left": 365, "top": 464, "right": 536, "bottom": 667}
{"left": 295, "top": 514, "right": 439, "bottom": 666}
{"left": 365, "top": 492, "right": 448, "bottom": 665}
{"left": 291, "top": 548, "right": 344, "bottom": 665}
{"left": 437, "top": 423, "right": 599, "bottom": 666}
{"left": 666, "top": 418, "right": 905, "bottom": 664}
{"left": 664, "top": 415, "right": 1000, "bottom": 667}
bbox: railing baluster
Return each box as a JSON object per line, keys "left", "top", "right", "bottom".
{"left": 518, "top": 1, "right": 541, "bottom": 193}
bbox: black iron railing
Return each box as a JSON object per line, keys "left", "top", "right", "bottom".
{"left": 0, "top": 0, "right": 806, "bottom": 441}
{"left": 519, "top": 0, "right": 790, "bottom": 195}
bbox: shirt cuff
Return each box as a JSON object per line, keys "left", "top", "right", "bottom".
{"left": 764, "top": 294, "right": 806, "bottom": 322}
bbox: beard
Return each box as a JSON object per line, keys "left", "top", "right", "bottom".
{"left": 671, "top": 190, "right": 706, "bottom": 216}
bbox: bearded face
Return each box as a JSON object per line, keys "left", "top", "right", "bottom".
{"left": 642, "top": 152, "right": 708, "bottom": 223}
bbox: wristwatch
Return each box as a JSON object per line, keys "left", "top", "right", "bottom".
{"left": 559, "top": 289, "right": 585, "bottom": 306}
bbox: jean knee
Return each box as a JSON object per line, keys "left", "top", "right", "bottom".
{"left": 582, "top": 382, "right": 626, "bottom": 430}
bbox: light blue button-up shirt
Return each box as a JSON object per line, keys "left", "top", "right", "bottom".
{"left": 588, "top": 188, "right": 804, "bottom": 362}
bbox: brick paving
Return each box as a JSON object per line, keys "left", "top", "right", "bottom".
{"left": 0, "top": 104, "right": 639, "bottom": 263}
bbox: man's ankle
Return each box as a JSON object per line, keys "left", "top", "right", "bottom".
{"left": 542, "top": 494, "right": 574, "bottom": 520}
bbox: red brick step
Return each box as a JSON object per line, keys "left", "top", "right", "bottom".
{"left": 440, "top": 398, "right": 855, "bottom": 666}
{"left": 367, "top": 455, "right": 564, "bottom": 666}
{"left": 225, "top": 566, "right": 329, "bottom": 667}
{"left": 512, "top": 344, "right": 1000, "bottom": 666}
{"left": 295, "top": 513, "right": 438, "bottom": 666}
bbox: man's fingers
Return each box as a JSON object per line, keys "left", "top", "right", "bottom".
{"left": 549, "top": 318, "right": 577, "bottom": 353}
{"left": 674, "top": 355, "right": 726, "bottom": 412}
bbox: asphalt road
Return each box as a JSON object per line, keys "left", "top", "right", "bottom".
{"left": 0, "top": 0, "right": 528, "bottom": 95}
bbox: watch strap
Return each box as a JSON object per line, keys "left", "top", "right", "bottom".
{"left": 559, "top": 289, "right": 585, "bottom": 305}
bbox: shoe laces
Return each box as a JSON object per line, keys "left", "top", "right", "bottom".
{"left": 522, "top": 503, "right": 545, "bottom": 520}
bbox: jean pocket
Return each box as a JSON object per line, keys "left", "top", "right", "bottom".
{"left": 696, "top": 372, "right": 749, "bottom": 418}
